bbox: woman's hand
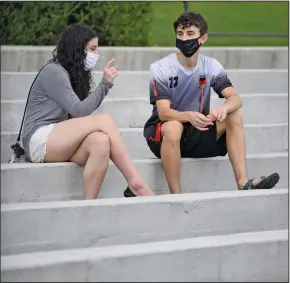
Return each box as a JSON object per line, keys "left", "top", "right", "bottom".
{"left": 103, "top": 58, "right": 118, "bottom": 84}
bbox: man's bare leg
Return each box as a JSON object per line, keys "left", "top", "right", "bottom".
{"left": 217, "top": 109, "right": 262, "bottom": 189}
{"left": 161, "top": 121, "right": 184, "bottom": 194}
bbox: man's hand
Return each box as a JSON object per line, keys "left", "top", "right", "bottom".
{"left": 207, "top": 104, "right": 229, "bottom": 122}
{"left": 103, "top": 58, "right": 118, "bottom": 84}
{"left": 186, "top": 111, "right": 214, "bottom": 131}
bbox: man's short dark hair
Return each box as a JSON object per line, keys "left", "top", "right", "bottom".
{"left": 173, "top": 11, "right": 208, "bottom": 35}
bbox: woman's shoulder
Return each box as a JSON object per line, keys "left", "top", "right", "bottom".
{"left": 39, "top": 62, "right": 69, "bottom": 78}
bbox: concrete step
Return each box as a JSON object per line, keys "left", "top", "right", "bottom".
{"left": 1, "top": 94, "right": 288, "bottom": 131}
{"left": 1, "top": 69, "right": 288, "bottom": 100}
{"left": 1, "top": 230, "right": 288, "bottom": 282}
{"left": 1, "top": 189, "right": 288, "bottom": 256}
{"left": 1, "top": 124, "right": 288, "bottom": 163}
{"left": 1, "top": 153, "right": 288, "bottom": 203}
{"left": 1, "top": 46, "right": 288, "bottom": 71}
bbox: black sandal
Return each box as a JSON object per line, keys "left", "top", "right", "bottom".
{"left": 240, "top": 172, "right": 280, "bottom": 190}
{"left": 124, "top": 186, "right": 136, "bottom": 197}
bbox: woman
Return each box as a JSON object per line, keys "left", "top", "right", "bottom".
{"left": 22, "top": 24, "right": 154, "bottom": 199}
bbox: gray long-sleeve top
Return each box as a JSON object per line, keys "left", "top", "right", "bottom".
{"left": 22, "top": 62, "right": 113, "bottom": 159}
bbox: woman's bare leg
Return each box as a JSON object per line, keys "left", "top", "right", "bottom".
{"left": 68, "top": 132, "right": 110, "bottom": 199}
{"left": 44, "top": 113, "right": 155, "bottom": 196}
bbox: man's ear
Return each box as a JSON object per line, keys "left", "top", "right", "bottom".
{"left": 200, "top": 33, "right": 208, "bottom": 44}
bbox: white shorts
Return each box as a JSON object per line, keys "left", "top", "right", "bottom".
{"left": 29, "top": 124, "right": 56, "bottom": 163}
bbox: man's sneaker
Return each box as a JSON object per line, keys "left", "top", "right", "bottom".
{"left": 124, "top": 187, "right": 136, "bottom": 197}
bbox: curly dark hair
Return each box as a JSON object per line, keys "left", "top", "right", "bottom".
{"left": 173, "top": 11, "right": 208, "bottom": 36}
{"left": 50, "top": 24, "right": 98, "bottom": 101}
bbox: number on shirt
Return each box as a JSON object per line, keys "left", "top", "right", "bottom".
{"left": 169, "top": 76, "right": 178, "bottom": 88}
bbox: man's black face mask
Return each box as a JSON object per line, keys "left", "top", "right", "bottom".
{"left": 176, "top": 35, "right": 202, "bottom": 57}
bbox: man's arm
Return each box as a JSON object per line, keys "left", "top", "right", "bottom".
{"left": 221, "top": 86, "right": 243, "bottom": 113}
{"left": 157, "top": 100, "right": 213, "bottom": 130}
{"left": 156, "top": 99, "right": 189, "bottom": 122}
{"left": 149, "top": 63, "right": 189, "bottom": 122}
{"left": 211, "top": 59, "right": 242, "bottom": 113}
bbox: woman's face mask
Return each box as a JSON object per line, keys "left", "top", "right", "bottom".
{"left": 84, "top": 51, "right": 100, "bottom": 71}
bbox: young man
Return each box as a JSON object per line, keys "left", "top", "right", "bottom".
{"left": 124, "top": 11, "right": 279, "bottom": 197}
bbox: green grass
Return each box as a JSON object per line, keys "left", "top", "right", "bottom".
{"left": 149, "top": 1, "right": 289, "bottom": 46}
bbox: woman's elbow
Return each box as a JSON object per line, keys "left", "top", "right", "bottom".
{"left": 70, "top": 109, "right": 91, "bottom": 118}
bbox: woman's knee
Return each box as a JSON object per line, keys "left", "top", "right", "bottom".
{"left": 91, "top": 113, "right": 117, "bottom": 130}
{"left": 86, "top": 132, "right": 110, "bottom": 155}
{"left": 161, "top": 121, "right": 183, "bottom": 142}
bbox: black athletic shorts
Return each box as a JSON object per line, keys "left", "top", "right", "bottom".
{"left": 144, "top": 122, "right": 227, "bottom": 159}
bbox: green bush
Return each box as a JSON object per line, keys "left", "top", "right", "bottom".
{"left": 0, "top": 1, "right": 152, "bottom": 46}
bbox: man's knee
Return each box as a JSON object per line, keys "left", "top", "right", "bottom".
{"left": 226, "top": 109, "right": 243, "bottom": 128}
{"left": 86, "top": 132, "right": 110, "bottom": 154}
{"left": 216, "top": 121, "right": 226, "bottom": 137}
{"left": 161, "top": 121, "right": 183, "bottom": 143}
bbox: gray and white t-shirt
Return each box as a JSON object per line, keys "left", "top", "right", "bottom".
{"left": 144, "top": 53, "right": 233, "bottom": 129}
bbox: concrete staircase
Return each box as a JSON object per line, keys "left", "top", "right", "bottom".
{"left": 1, "top": 46, "right": 288, "bottom": 282}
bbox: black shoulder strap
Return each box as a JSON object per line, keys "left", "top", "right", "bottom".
{"left": 16, "top": 63, "right": 49, "bottom": 142}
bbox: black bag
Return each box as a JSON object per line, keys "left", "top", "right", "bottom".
{"left": 9, "top": 65, "right": 47, "bottom": 163}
